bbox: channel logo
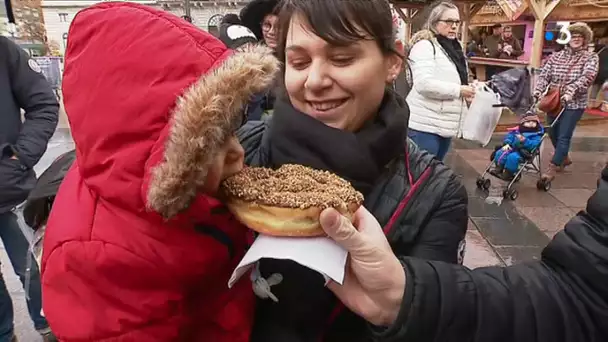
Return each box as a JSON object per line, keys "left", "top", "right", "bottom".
{"left": 545, "top": 22, "right": 571, "bottom": 44}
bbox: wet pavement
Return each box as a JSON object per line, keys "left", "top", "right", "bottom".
{"left": 451, "top": 121, "right": 608, "bottom": 268}
{"left": 3, "top": 120, "right": 606, "bottom": 338}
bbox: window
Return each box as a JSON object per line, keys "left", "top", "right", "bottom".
{"left": 58, "top": 13, "right": 68, "bottom": 22}
{"left": 207, "top": 14, "right": 223, "bottom": 37}
{"left": 62, "top": 32, "right": 68, "bottom": 50}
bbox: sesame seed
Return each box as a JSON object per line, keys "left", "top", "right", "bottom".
{"left": 221, "top": 164, "right": 364, "bottom": 209}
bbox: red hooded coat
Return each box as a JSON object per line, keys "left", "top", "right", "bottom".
{"left": 41, "top": 3, "right": 278, "bottom": 341}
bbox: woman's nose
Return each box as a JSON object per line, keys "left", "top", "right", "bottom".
{"left": 304, "top": 61, "right": 332, "bottom": 92}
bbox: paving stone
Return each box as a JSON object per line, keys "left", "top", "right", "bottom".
{"left": 493, "top": 246, "right": 545, "bottom": 266}
{"left": 549, "top": 189, "right": 595, "bottom": 208}
{"left": 463, "top": 230, "right": 504, "bottom": 268}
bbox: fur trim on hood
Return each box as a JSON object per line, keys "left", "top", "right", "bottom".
{"left": 568, "top": 22, "right": 593, "bottom": 45}
{"left": 410, "top": 29, "right": 436, "bottom": 47}
{"left": 147, "top": 44, "right": 279, "bottom": 219}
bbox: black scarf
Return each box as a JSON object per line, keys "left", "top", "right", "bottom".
{"left": 435, "top": 34, "right": 468, "bottom": 85}
{"left": 267, "top": 91, "right": 408, "bottom": 196}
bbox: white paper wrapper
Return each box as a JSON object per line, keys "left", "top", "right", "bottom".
{"left": 228, "top": 234, "right": 347, "bottom": 288}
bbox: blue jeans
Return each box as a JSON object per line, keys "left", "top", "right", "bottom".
{"left": 0, "top": 212, "right": 48, "bottom": 341}
{"left": 547, "top": 108, "right": 584, "bottom": 166}
{"left": 408, "top": 129, "right": 452, "bottom": 161}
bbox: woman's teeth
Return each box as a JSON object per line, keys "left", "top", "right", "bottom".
{"left": 310, "top": 100, "right": 345, "bottom": 111}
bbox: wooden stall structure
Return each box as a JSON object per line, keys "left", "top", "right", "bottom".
{"left": 470, "top": 0, "right": 608, "bottom": 125}
{"left": 471, "top": 0, "right": 608, "bottom": 67}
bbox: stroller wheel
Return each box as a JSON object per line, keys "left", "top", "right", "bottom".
{"left": 476, "top": 177, "right": 488, "bottom": 189}
{"left": 482, "top": 178, "right": 491, "bottom": 190}
{"left": 503, "top": 189, "right": 518, "bottom": 200}
{"left": 537, "top": 179, "right": 551, "bottom": 192}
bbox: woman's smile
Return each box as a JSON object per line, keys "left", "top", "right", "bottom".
{"left": 306, "top": 98, "right": 349, "bottom": 116}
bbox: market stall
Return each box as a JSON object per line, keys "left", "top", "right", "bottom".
{"left": 389, "top": 0, "right": 486, "bottom": 45}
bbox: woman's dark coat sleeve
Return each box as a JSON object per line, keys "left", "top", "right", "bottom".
{"left": 237, "top": 120, "right": 267, "bottom": 166}
{"left": 374, "top": 169, "right": 608, "bottom": 342}
{"left": 406, "top": 178, "right": 468, "bottom": 264}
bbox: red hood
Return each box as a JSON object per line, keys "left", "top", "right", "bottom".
{"left": 62, "top": 3, "right": 278, "bottom": 218}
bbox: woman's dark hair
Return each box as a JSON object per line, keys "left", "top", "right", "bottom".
{"left": 275, "top": 0, "right": 402, "bottom": 63}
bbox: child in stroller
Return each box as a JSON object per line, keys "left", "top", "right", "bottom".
{"left": 490, "top": 115, "right": 544, "bottom": 180}
{"left": 474, "top": 67, "right": 562, "bottom": 200}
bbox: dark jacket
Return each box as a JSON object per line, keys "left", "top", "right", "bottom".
{"left": 594, "top": 44, "right": 607, "bottom": 85}
{"left": 378, "top": 167, "right": 608, "bottom": 342}
{"left": 237, "top": 117, "right": 468, "bottom": 341}
{"left": 496, "top": 36, "right": 523, "bottom": 59}
{"left": 0, "top": 37, "right": 59, "bottom": 213}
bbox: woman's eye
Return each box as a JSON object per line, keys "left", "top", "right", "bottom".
{"left": 331, "top": 56, "right": 354, "bottom": 66}
{"left": 288, "top": 59, "right": 310, "bottom": 70}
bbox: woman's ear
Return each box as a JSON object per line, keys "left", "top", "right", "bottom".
{"left": 385, "top": 40, "right": 405, "bottom": 83}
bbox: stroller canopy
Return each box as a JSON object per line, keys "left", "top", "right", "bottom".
{"left": 23, "top": 150, "right": 76, "bottom": 229}
{"left": 27, "top": 150, "right": 76, "bottom": 201}
{"left": 490, "top": 67, "right": 533, "bottom": 116}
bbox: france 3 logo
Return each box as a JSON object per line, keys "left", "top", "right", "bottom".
{"left": 544, "top": 22, "right": 572, "bottom": 45}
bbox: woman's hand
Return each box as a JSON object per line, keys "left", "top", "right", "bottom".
{"left": 319, "top": 207, "right": 405, "bottom": 327}
{"left": 460, "top": 85, "right": 476, "bottom": 99}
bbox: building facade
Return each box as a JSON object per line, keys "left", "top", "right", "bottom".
{"left": 42, "top": 0, "right": 248, "bottom": 55}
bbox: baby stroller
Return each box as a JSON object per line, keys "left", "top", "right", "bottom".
{"left": 474, "top": 68, "right": 565, "bottom": 200}
{"left": 23, "top": 149, "right": 76, "bottom": 268}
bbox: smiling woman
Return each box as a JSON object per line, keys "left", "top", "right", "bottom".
{"left": 237, "top": 0, "right": 469, "bottom": 341}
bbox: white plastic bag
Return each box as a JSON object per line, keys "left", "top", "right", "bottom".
{"left": 461, "top": 84, "right": 502, "bottom": 146}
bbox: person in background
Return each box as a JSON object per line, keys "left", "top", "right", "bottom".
{"left": 406, "top": 2, "right": 474, "bottom": 161}
{"left": 484, "top": 23, "right": 502, "bottom": 57}
{"left": 496, "top": 25, "right": 523, "bottom": 60}
{"left": 0, "top": 36, "right": 59, "bottom": 342}
{"left": 533, "top": 22, "right": 599, "bottom": 182}
{"left": 240, "top": 0, "right": 279, "bottom": 50}
{"left": 484, "top": 23, "right": 503, "bottom": 78}
{"left": 40, "top": 3, "right": 278, "bottom": 341}
{"left": 238, "top": 0, "right": 468, "bottom": 340}
{"left": 240, "top": 0, "right": 280, "bottom": 117}
{"left": 316, "top": 164, "right": 608, "bottom": 342}
{"left": 218, "top": 14, "right": 267, "bottom": 121}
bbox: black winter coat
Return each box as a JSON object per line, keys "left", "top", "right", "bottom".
{"left": 377, "top": 167, "right": 608, "bottom": 342}
{"left": 594, "top": 44, "right": 607, "bottom": 85}
{"left": 0, "top": 37, "right": 59, "bottom": 213}
{"left": 237, "top": 117, "right": 468, "bottom": 341}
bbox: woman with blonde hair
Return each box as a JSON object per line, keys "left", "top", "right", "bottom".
{"left": 406, "top": 1, "right": 475, "bottom": 161}
{"left": 534, "top": 22, "right": 599, "bottom": 182}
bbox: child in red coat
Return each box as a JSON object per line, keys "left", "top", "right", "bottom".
{"left": 40, "top": 3, "right": 277, "bottom": 341}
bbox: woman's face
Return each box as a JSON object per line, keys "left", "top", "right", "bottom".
{"left": 434, "top": 8, "right": 461, "bottom": 39}
{"left": 284, "top": 14, "right": 402, "bottom": 131}
{"left": 569, "top": 33, "right": 584, "bottom": 50}
{"left": 262, "top": 14, "right": 278, "bottom": 49}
